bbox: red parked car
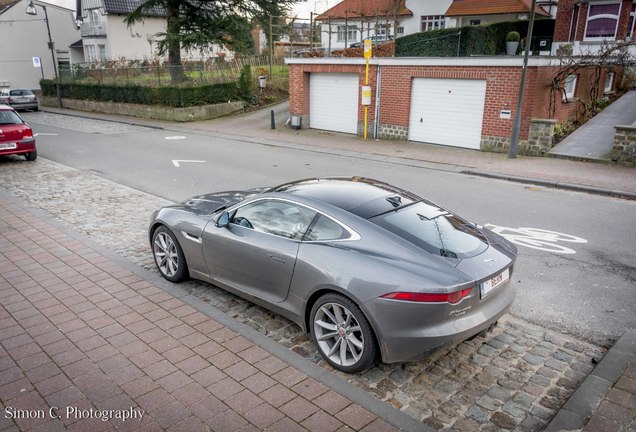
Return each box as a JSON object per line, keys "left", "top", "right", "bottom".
{"left": 0, "top": 104, "right": 37, "bottom": 161}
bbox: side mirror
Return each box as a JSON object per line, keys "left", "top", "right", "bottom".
{"left": 216, "top": 211, "right": 230, "bottom": 227}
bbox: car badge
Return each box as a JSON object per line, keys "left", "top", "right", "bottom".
{"left": 484, "top": 258, "right": 495, "bottom": 263}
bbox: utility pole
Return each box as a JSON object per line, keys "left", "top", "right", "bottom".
{"left": 508, "top": 0, "right": 537, "bottom": 158}
{"left": 269, "top": 15, "right": 273, "bottom": 78}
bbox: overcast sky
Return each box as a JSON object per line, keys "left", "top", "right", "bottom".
{"left": 40, "top": 0, "right": 76, "bottom": 11}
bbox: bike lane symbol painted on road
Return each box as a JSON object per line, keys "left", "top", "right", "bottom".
{"left": 484, "top": 224, "right": 588, "bottom": 254}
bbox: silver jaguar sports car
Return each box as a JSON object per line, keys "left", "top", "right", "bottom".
{"left": 149, "top": 177, "right": 517, "bottom": 373}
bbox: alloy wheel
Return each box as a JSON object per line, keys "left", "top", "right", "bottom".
{"left": 313, "top": 302, "right": 364, "bottom": 367}
{"left": 153, "top": 231, "right": 179, "bottom": 277}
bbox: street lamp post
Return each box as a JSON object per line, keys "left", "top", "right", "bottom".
{"left": 508, "top": 0, "right": 537, "bottom": 159}
{"left": 26, "top": 0, "right": 62, "bottom": 108}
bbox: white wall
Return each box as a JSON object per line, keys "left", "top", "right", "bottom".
{"left": 319, "top": 0, "right": 452, "bottom": 50}
{"left": 0, "top": 0, "right": 80, "bottom": 89}
{"left": 103, "top": 15, "right": 165, "bottom": 60}
{"left": 401, "top": 0, "right": 453, "bottom": 35}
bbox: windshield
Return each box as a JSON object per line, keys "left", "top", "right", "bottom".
{"left": 0, "top": 110, "right": 24, "bottom": 125}
{"left": 369, "top": 202, "right": 488, "bottom": 259}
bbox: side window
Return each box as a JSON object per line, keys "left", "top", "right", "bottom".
{"left": 304, "top": 215, "right": 349, "bottom": 241}
{"left": 231, "top": 200, "right": 316, "bottom": 240}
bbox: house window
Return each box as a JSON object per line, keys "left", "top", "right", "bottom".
{"left": 469, "top": 19, "right": 481, "bottom": 26}
{"left": 397, "top": 26, "right": 404, "bottom": 35}
{"left": 85, "top": 45, "right": 96, "bottom": 62}
{"left": 584, "top": 1, "right": 621, "bottom": 40}
{"left": 98, "top": 45, "right": 106, "bottom": 62}
{"left": 89, "top": 9, "right": 100, "bottom": 23}
{"left": 604, "top": 72, "right": 614, "bottom": 93}
{"left": 563, "top": 74, "right": 577, "bottom": 101}
{"left": 421, "top": 15, "right": 445, "bottom": 32}
{"left": 336, "top": 25, "right": 357, "bottom": 42}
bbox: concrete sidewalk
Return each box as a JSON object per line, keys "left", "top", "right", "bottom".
{"left": 549, "top": 90, "right": 636, "bottom": 161}
{"left": 0, "top": 190, "right": 423, "bottom": 432}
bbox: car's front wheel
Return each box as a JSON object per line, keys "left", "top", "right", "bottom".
{"left": 152, "top": 226, "right": 188, "bottom": 282}
{"left": 310, "top": 293, "right": 378, "bottom": 373}
{"left": 24, "top": 150, "right": 37, "bottom": 161}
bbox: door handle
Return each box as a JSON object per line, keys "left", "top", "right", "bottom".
{"left": 269, "top": 255, "right": 286, "bottom": 264}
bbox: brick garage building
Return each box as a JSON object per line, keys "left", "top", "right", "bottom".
{"left": 287, "top": 57, "right": 619, "bottom": 155}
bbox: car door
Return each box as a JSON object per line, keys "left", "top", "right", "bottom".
{"left": 202, "top": 199, "right": 316, "bottom": 303}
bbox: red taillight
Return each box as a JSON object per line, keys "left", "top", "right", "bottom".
{"left": 8, "top": 97, "right": 13, "bottom": 102}
{"left": 381, "top": 288, "right": 473, "bottom": 304}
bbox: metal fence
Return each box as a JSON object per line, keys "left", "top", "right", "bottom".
{"left": 59, "top": 55, "right": 289, "bottom": 89}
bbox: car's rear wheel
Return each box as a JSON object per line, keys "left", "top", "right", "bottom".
{"left": 310, "top": 293, "right": 378, "bottom": 373}
{"left": 24, "top": 150, "right": 37, "bottom": 161}
{"left": 152, "top": 226, "right": 188, "bottom": 282}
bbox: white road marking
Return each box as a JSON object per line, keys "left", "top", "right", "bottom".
{"left": 485, "top": 224, "right": 588, "bottom": 254}
{"left": 165, "top": 136, "right": 186, "bottom": 140}
{"left": 172, "top": 160, "right": 206, "bottom": 167}
{"left": 33, "top": 133, "right": 58, "bottom": 136}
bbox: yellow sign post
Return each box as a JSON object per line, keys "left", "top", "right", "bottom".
{"left": 362, "top": 40, "right": 372, "bottom": 139}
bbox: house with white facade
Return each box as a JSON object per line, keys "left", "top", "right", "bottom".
{"left": 315, "top": 0, "right": 453, "bottom": 50}
{"left": 76, "top": 0, "right": 230, "bottom": 65}
{"left": 0, "top": 0, "right": 79, "bottom": 89}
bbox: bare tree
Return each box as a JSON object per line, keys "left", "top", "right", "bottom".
{"left": 550, "top": 39, "right": 635, "bottom": 120}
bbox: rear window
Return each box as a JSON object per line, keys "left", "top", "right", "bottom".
{"left": 10, "top": 90, "right": 34, "bottom": 96}
{"left": 369, "top": 202, "right": 488, "bottom": 259}
{"left": 0, "top": 110, "right": 24, "bottom": 125}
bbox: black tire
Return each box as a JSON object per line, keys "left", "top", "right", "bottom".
{"left": 151, "top": 226, "right": 188, "bottom": 282}
{"left": 25, "top": 150, "right": 37, "bottom": 161}
{"left": 310, "top": 293, "right": 378, "bottom": 373}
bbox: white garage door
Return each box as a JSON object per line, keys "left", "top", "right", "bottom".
{"left": 310, "top": 73, "right": 359, "bottom": 134}
{"left": 409, "top": 78, "right": 487, "bottom": 149}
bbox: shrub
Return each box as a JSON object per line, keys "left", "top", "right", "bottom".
{"left": 396, "top": 19, "right": 555, "bottom": 57}
{"left": 40, "top": 79, "right": 240, "bottom": 108}
{"left": 553, "top": 119, "right": 576, "bottom": 144}
{"left": 506, "top": 31, "right": 521, "bottom": 42}
{"left": 238, "top": 65, "right": 253, "bottom": 101}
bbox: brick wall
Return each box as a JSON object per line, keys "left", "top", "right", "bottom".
{"left": 553, "top": 0, "right": 633, "bottom": 42}
{"left": 287, "top": 57, "right": 623, "bottom": 153}
{"left": 289, "top": 61, "right": 545, "bottom": 144}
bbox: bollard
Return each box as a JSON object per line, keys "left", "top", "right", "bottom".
{"left": 270, "top": 110, "right": 276, "bottom": 129}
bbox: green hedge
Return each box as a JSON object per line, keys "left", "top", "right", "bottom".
{"left": 396, "top": 19, "right": 555, "bottom": 57}
{"left": 40, "top": 80, "right": 241, "bottom": 108}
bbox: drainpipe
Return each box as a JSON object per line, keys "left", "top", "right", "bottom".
{"left": 374, "top": 64, "right": 381, "bottom": 139}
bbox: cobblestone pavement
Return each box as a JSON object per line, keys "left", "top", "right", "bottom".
{"left": 30, "top": 112, "right": 150, "bottom": 135}
{"left": 0, "top": 154, "right": 607, "bottom": 431}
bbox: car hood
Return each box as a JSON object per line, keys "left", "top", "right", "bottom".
{"left": 171, "top": 188, "right": 268, "bottom": 216}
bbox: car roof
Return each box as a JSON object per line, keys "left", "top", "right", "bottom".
{"left": 270, "top": 177, "right": 422, "bottom": 219}
{"left": 0, "top": 104, "right": 16, "bottom": 111}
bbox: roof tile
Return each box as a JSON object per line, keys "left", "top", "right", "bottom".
{"left": 316, "top": 0, "right": 412, "bottom": 20}
{"left": 445, "top": 0, "right": 550, "bottom": 17}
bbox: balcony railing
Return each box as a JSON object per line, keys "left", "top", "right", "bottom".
{"left": 80, "top": 22, "right": 106, "bottom": 37}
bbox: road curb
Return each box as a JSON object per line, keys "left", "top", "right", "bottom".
{"left": 461, "top": 170, "right": 636, "bottom": 200}
{"left": 544, "top": 330, "right": 636, "bottom": 431}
